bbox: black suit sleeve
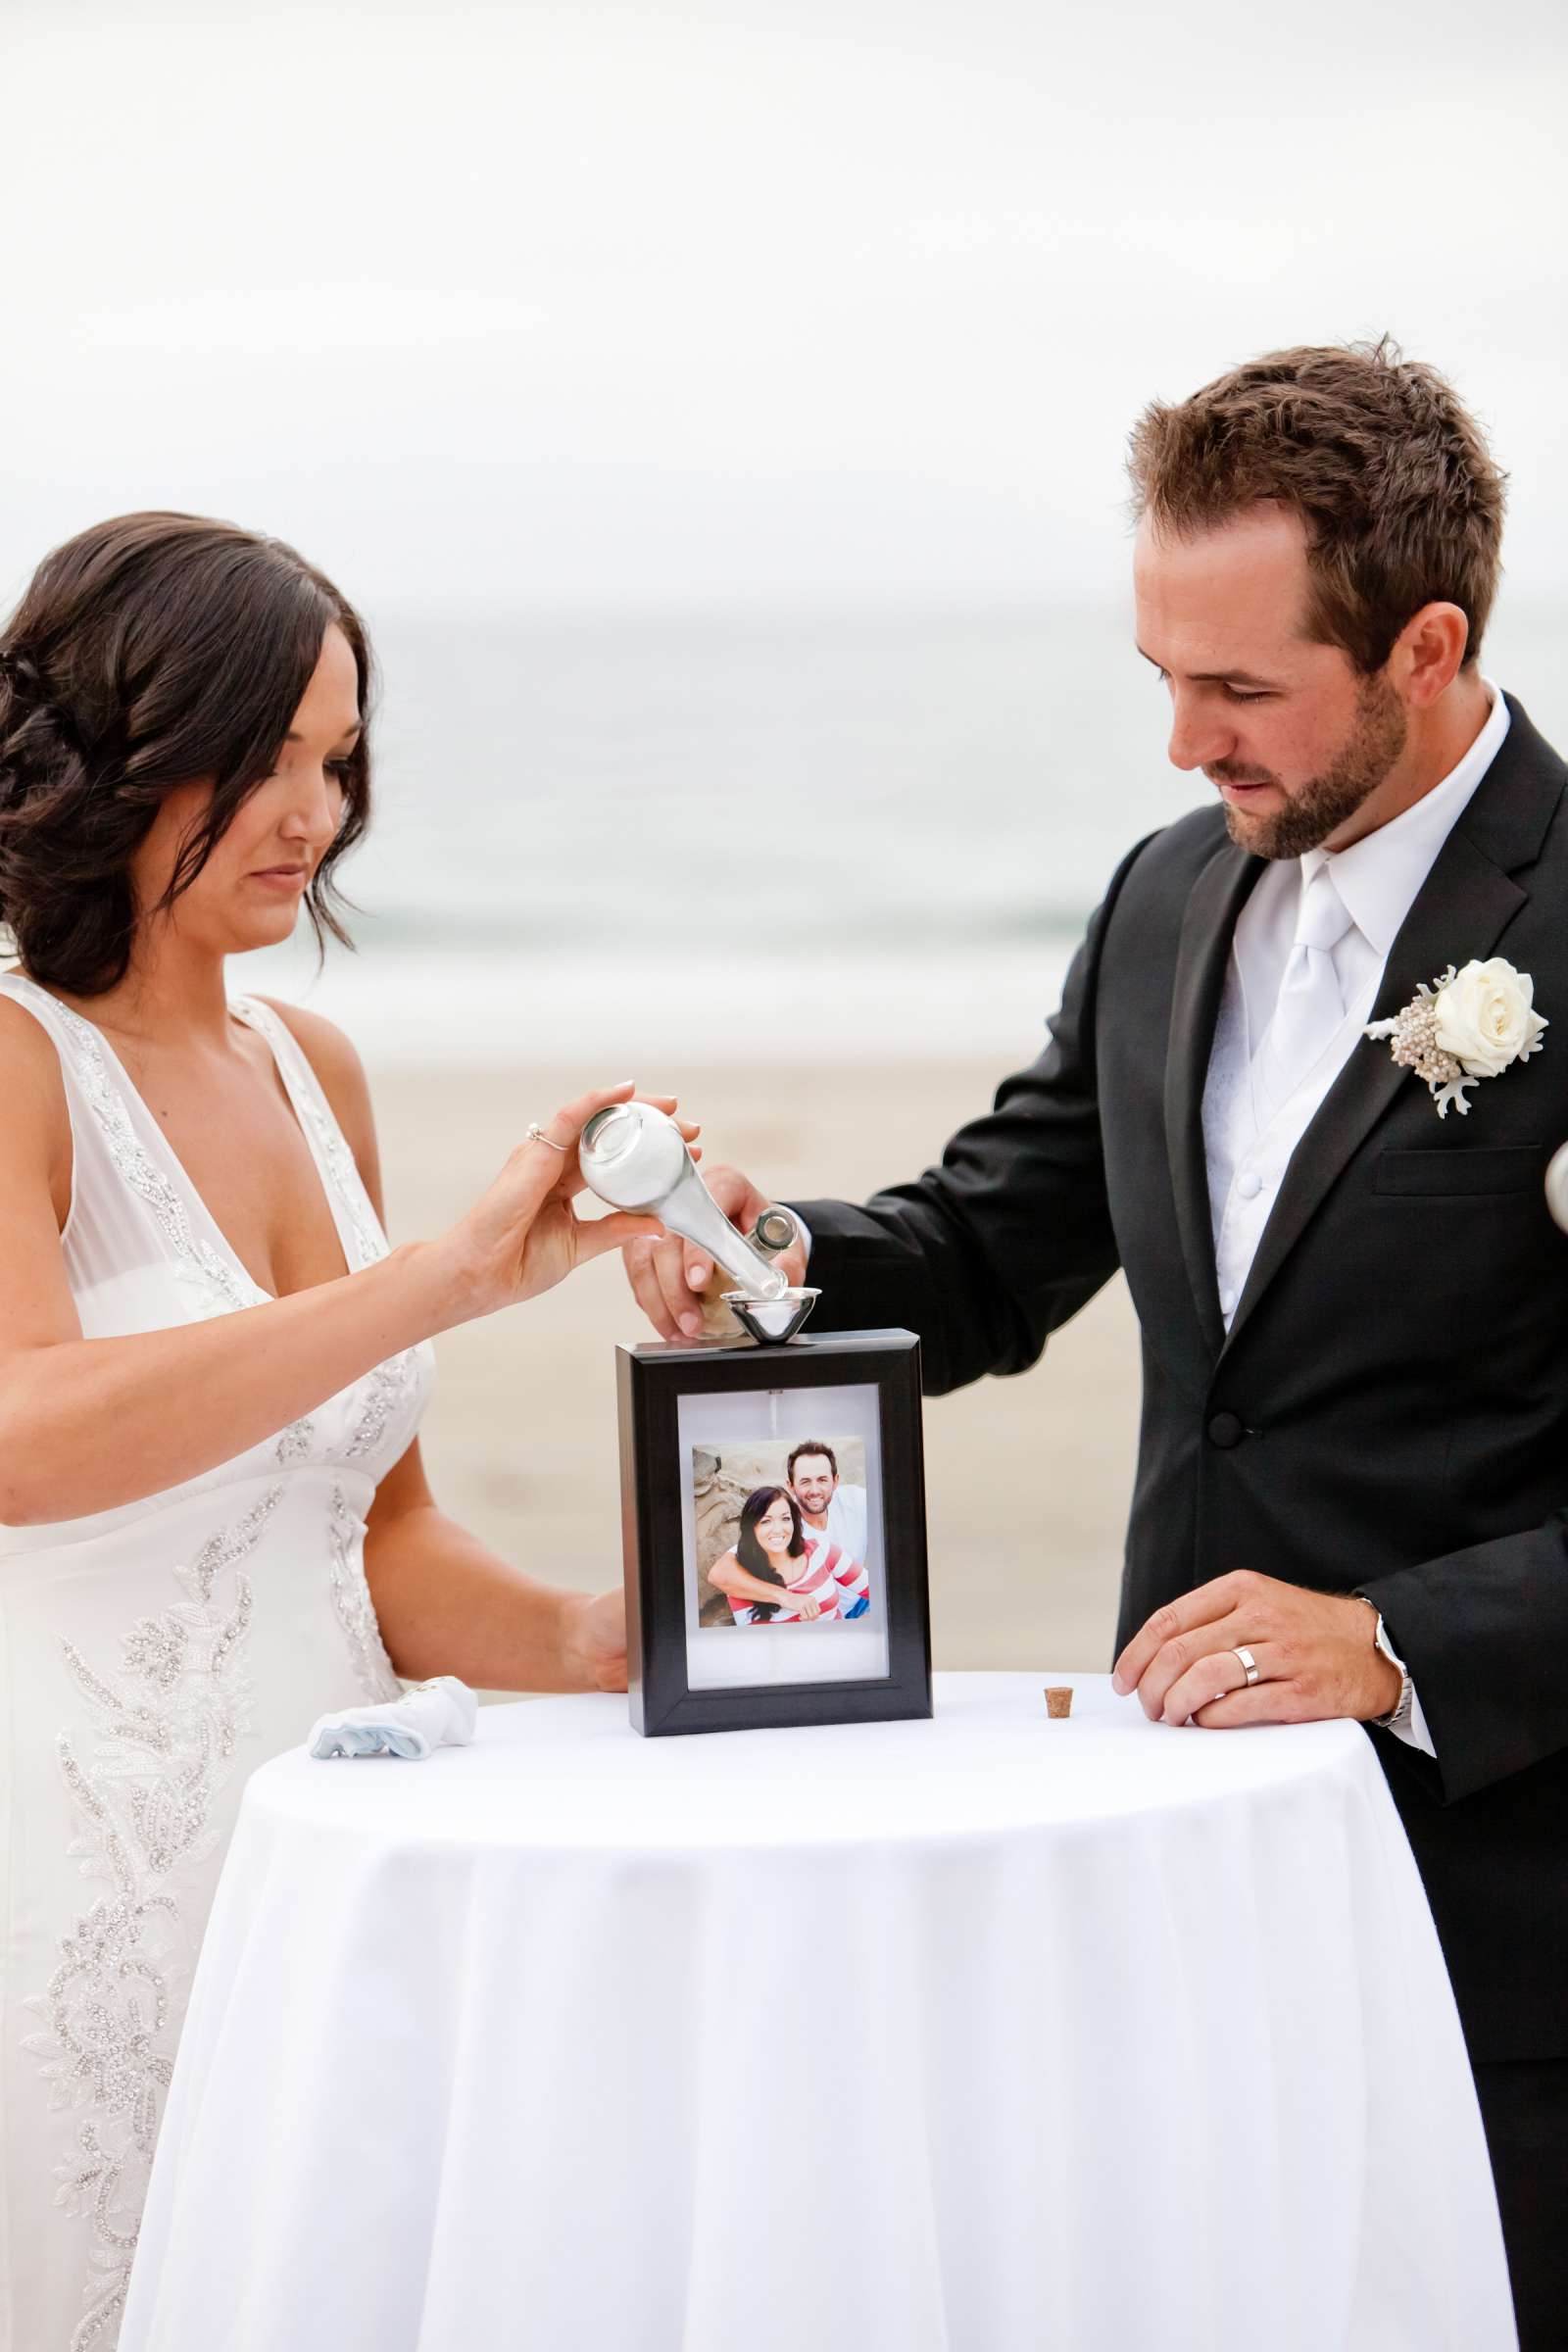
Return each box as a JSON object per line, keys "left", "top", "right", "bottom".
{"left": 1359, "top": 1515, "right": 1568, "bottom": 1805}
{"left": 792, "top": 835, "right": 1152, "bottom": 1395}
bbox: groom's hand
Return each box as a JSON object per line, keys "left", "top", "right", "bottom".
{"left": 621, "top": 1163, "right": 808, "bottom": 1339}
{"left": 1112, "top": 1571, "right": 1402, "bottom": 1728}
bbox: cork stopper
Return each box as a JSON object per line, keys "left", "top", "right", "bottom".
{"left": 1044, "top": 1686, "right": 1073, "bottom": 1719}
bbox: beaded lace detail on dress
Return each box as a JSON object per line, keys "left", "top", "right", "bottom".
{"left": 230, "top": 997, "right": 381, "bottom": 1273}
{"left": 291, "top": 1079, "right": 380, "bottom": 1269}
{"left": 326, "top": 1486, "right": 402, "bottom": 1701}
{"left": 23, "top": 1488, "right": 279, "bottom": 2352}
{"left": 244, "top": 998, "right": 377, "bottom": 1469}
{"left": 229, "top": 998, "right": 420, "bottom": 1473}
{"left": 47, "top": 999, "right": 254, "bottom": 1316}
{"left": 344, "top": 1353, "right": 418, "bottom": 1462}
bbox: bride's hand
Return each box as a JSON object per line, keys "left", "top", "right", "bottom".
{"left": 441, "top": 1083, "right": 697, "bottom": 1319}
{"left": 562, "top": 1587, "right": 627, "bottom": 1692}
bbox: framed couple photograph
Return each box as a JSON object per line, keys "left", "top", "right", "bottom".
{"left": 615, "top": 1327, "right": 932, "bottom": 1735}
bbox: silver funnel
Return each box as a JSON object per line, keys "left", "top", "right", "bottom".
{"left": 724, "top": 1288, "right": 820, "bottom": 1345}
{"left": 578, "top": 1102, "right": 791, "bottom": 1301}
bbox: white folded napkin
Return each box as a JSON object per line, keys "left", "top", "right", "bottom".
{"left": 309, "top": 1675, "right": 478, "bottom": 1761}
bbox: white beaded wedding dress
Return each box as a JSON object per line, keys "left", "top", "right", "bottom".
{"left": 0, "top": 972, "right": 433, "bottom": 2352}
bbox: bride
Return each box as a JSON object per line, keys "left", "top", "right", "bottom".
{"left": 0, "top": 511, "right": 681, "bottom": 2352}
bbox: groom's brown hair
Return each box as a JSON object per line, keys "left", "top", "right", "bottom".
{"left": 1126, "top": 338, "right": 1506, "bottom": 675}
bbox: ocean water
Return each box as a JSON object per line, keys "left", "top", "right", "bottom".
{"left": 238, "top": 602, "right": 1568, "bottom": 1066}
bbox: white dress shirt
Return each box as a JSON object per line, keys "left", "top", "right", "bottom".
{"left": 823, "top": 1481, "right": 869, "bottom": 1565}
{"left": 1200, "top": 679, "right": 1511, "bottom": 1756}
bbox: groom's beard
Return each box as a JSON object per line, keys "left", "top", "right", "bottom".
{"left": 1212, "top": 671, "right": 1408, "bottom": 860}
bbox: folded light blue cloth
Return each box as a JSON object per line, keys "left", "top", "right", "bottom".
{"left": 309, "top": 1675, "right": 478, "bottom": 1761}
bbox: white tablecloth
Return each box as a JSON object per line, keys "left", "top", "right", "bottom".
{"left": 122, "top": 1672, "right": 1514, "bottom": 2352}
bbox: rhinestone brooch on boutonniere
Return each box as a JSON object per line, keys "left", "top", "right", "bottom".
{"left": 1365, "top": 956, "right": 1547, "bottom": 1118}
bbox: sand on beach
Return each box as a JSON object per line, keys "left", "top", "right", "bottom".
{"left": 372, "top": 1055, "right": 1141, "bottom": 1679}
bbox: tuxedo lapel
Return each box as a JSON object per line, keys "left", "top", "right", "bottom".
{"left": 1220, "top": 725, "right": 1548, "bottom": 1355}
{"left": 1163, "top": 837, "right": 1261, "bottom": 1357}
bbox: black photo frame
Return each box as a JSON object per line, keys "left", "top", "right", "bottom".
{"left": 616, "top": 1327, "right": 932, "bottom": 1736}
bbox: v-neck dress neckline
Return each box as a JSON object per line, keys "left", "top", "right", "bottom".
{"left": 4, "top": 976, "right": 378, "bottom": 1313}
{"left": 48, "top": 992, "right": 358, "bottom": 1305}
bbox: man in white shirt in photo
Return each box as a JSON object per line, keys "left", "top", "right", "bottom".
{"left": 787, "top": 1441, "right": 868, "bottom": 1566}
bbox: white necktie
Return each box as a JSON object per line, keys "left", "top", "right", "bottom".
{"left": 1258, "top": 862, "right": 1355, "bottom": 1109}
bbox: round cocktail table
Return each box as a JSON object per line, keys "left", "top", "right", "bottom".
{"left": 122, "top": 1671, "right": 1513, "bottom": 2350}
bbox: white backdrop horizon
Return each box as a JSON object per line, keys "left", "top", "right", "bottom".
{"left": 4, "top": 0, "right": 1566, "bottom": 615}
{"left": 5, "top": 0, "right": 1566, "bottom": 1065}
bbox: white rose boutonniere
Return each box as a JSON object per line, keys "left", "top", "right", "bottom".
{"left": 1365, "top": 957, "right": 1547, "bottom": 1117}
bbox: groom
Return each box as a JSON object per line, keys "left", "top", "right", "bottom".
{"left": 622, "top": 341, "right": 1568, "bottom": 2339}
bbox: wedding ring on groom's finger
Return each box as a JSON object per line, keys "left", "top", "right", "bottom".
{"left": 525, "top": 1122, "right": 570, "bottom": 1152}
{"left": 1230, "top": 1645, "right": 1262, "bottom": 1688}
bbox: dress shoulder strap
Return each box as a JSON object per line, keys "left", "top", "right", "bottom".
{"left": 0, "top": 967, "right": 77, "bottom": 1048}
{"left": 229, "top": 996, "right": 386, "bottom": 1273}
{"left": 0, "top": 971, "right": 255, "bottom": 1310}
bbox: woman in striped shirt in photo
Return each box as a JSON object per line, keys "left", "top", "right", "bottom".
{"left": 709, "top": 1486, "right": 871, "bottom": 1626}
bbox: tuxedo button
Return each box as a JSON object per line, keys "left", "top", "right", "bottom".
{"left": 1236, "top": 1172, "right": 1262, "bottom": 1200}
{"left": 1207, "top": 1411, "right": 1245, "bottom": 1449}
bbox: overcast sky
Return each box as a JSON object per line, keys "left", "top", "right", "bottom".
{"left": 4, "top": 0, "right": 1565, "bottom": 618}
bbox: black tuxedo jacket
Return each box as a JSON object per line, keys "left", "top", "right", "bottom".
{"left": 798, "top": 695, "right": 1568, "bottom": 2061}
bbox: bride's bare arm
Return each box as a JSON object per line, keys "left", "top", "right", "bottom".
{"left": 363, "top": 1440, "right": 625, "bottom": 1691}
{"left": 285, "top": 1005, "right": 625, "bottom": 1692}
{"left": 0, "top": 1003, "right": 664, "bottom": 1526}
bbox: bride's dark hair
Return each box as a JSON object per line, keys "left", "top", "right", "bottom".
{"left": 0, "top": 512, "right": 374, "bottom": 996}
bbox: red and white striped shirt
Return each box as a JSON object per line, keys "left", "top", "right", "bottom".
{"left": 727, "top": 1534, "right": 871, "bottom": 1625}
